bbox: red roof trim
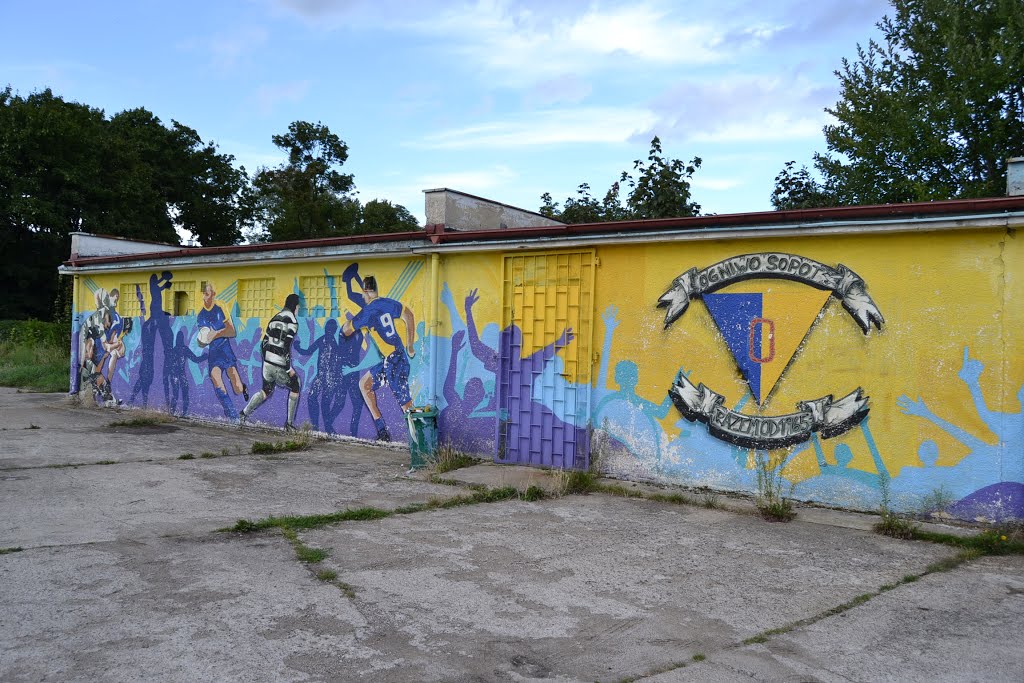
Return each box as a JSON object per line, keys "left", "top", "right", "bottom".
{"left": 63, "top": 196, "right": 1024, "bottom": 267}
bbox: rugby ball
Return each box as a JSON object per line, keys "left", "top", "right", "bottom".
{"left": 197, "top": 326, "right": 215, "bottom": 347}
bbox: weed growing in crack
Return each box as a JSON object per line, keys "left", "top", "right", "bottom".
{"left": 522, "top": 485, "right": 547, "bottom": 501}
{"left": 755, "top": 453, "right": 795, "bottom": 522}
{"left": 701, "top": 490, "right": 722, "bottom": 509}
{"left": 179, "top": 453, "right": 195, "bottom": 460}
{"left": 874, "top": 510, "right": 919, "bottom": 539}
{"left": 0, "top": 546, "right": 24, "bottom": 555}
{"left": 429, "top": 442, "right": 478, "bottom": 473}
{"left": 251, "top": 437, "right": 311, "bottom": 455}
{"left": 316, "top": 569, "right": 337, "bottom": 582}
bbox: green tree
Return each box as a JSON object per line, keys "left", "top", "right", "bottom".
{"left": 360, "top": 199, "right": 420, "bottom": 233}
{"left": 540, "top": 137, "right": 701, "bottom": 223}
{"left": 770, "top": 161, "right": 835, "bottom": 210}
{"left": 779, "top": 0, "right": 1024, "bottom": 206}
{"left": 247, "top": 121, "right": 361, "bottom": 242}
{"left": 0, "top": 88, "right": 248, "bottom": 319}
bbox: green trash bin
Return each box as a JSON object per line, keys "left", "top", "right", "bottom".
{"left": 406, "top": 406, "right": 438, "bottom": 471}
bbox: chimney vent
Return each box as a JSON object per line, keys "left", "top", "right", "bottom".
{"left": 1009, "top": 157, "right": 1024, "bottom": 196}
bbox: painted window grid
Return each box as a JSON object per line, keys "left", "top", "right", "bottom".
{"left": 237, "top": 278, "right": 275, "bottom": 319}
{"left": 298, "top": 275, "right": 336, "bottom": 316}
{"left": 162, "top": 280, "right": 196, "bottom": 316}
{"left": 118, "top": 282, "right": 146, "bottom": 317}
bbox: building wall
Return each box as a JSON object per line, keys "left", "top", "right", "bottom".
{"left": 69, "top": 224, "right": 1022, "bottom": 521}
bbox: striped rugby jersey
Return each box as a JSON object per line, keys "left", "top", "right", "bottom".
{"left": 262, "top": 308, "right": 298, "bottom": 368}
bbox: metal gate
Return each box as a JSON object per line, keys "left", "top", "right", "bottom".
{"left": 495, "top": 251, "right": 595, "bottom": 470}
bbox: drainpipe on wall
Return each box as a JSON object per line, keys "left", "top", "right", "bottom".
{"left": 69, "top": 275, "right": 80, "bottom": 395}
{"left": 428, "top": 253, "right": 441, "bottom": 407}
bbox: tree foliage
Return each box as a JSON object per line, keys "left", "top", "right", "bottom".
{"left": 0, "top": 87, "right": 247, "bottom": 319}
{"left": 770, "top": 162, "right": 836, "bottom": 210}
{"left": 774, "top": 0, "right": 1024, "bottom": 208}
{"left": 540, "top": 137, "right": 701, "bottom": 223}
{"left": 246, "top": 121, "right": 360, "bottom": 242}
{"left": 361, "top": 199, "right": 420, "bottom": 233}
{"left": 246, "top": 121, "right": 419, "bottom": 242}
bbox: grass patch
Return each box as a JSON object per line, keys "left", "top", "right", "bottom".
{"left": 595, "top": 482, "right": 646, "bottom": 499}
{"left": 556, "top": 468, "right": 599, "bottom": 496}
{"left": 742, "top": 548, "right": 982, "bottom": 647}
{"left": 430, "top": 442, "right": 478, "bottom": 473}
{"left": 108, "top": 413, "right": 172, "bottom": 428}
{"left": 522, "top": 485, "right": 547, "bottom": 501}
{"left": 24, "top": 424, "right": 40, "bottom": 430}
{"left": 200, "top": 452, "right": 217, "bottom": 459}
{"left": 316, "top": 569, "right": 338, "bottom": 582}
{"left": 96, "top": 460, "right": 118, "bottom": 465}
{"left": 0, "top": 546, "right": 25, "bottom": 555}
{"left": 295, "top": 545, "right": 329, "bottom": 563}
{"left": 223, "top": 486, "right": 524, "bottom": 534}
{"left": 178, "top": 453, "right": 195, "bottom": 460}
{"left": 692, "top": 653, "right": 706, "bottom": 662}
{"left": 251, "top": 438, "right": 311, "bottom": 455}
{"left": 874, "top": 510, "right": 919, "bottom": 539}
{"left": 0, "top": 338, "right": 69, "bottom": 393}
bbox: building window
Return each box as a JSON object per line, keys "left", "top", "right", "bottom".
{"left": 297, "top": 274, "right": 337, "bottom": 317}
{"left": 163, "top": 280, "right": 196, "bottom": 316}
{"left": 237, "top": 278, "right": 275, "bottom": 318}
{"left": 118, "top": 283, "right": 146, "bottom": 317}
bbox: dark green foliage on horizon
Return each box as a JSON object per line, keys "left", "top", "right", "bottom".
{"left": 540, "top": 136, "right": 702, "bottom": 223}
{"left": 773, "top": 0, "right": 1024, "bottom": 209}
{"left": 0, "top": 87, "right": 248, "bottom": 319}
{"left": 1, "top": 91, "right": 421, "bottom": 321}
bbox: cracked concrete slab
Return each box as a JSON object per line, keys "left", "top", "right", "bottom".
{"left": 1, "top": 389, "right": 1021, "bottom": 682}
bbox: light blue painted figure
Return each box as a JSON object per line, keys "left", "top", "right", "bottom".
{"left": 894, "top": 346, "right": 1023, "bottom": 513}
{"left": 787, "top": 419, "right": 887, "bottom": 510}
{"left": 588, "top": 305, "right": 681, "bottom": 472}
{"left": 662, "top": 388, "right": 764, "bottom": 491}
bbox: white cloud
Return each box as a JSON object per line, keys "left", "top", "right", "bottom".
{"left": 524, "top": 75, "right": 592, "bottom": 108}
{"left": 180, "top": 26, "right": 270, "bottom": 72}
{"left": 358, "top": 165, "right": 521, "bottom": 224}
{"left": 412, "top": 106, "right": 657, "bottom": 149}
{"left": 409, "top": 1, "right": 734, "bottom": 86}
{"left": 253, "top": 80, "right": 312, "bottom": 115}
{"left": 642, "top": 75, "right": 833, "bottom": 145}
{"left": 691, "top": 177, "right": 743, "bottom": 191}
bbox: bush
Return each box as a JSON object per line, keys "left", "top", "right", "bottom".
{"left": 0, "top": 319, "right": 70, "bottom": 392}
{"left": 0, "top": 319, "right": 67, "bottom": 347}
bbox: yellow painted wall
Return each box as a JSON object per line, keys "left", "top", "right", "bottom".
{"left": 71, "top": 225, "right": 1023, "bottom": 519}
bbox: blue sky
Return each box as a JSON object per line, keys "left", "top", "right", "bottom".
{"left": 1, "top": 0, "right": 890, "bottom": 232}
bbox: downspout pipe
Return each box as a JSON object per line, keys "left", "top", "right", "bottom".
{"left": 428, "top": 253, "right": 440, "bottom": 407}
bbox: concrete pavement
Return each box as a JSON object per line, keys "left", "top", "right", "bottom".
{"left": 1, "top": 388, "right": 1021, "bottom": 682}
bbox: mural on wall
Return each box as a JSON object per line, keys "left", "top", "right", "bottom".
{"left": 197, "top": 282, "right": 249, "bottom": 420}
{"left": 68, "top": 240, "right": 1021, "bottom": 521}
{"left": 897, "top": 347, "right": 1024, "bottom": 521}
{"left": 661, "top": 253, "right": 882, "bottom": 449}
{"left": 78, "top": 286, "right": 131, "bottom": 407}
{"left": 341, "top": 269, "right": 417, "bottom": 442}
{"left": 240, "top": 294, "right": 301, "bottom": 429}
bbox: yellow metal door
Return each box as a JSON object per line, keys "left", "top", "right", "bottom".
{"left": 496, "top": 250, "right": 595, "bottom": 469}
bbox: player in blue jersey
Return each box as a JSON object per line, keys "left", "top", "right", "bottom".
{"left": 197, "top": 283, "right": 248, "bottom": 419}
{"left": 341, "top": 275, "right": 416, "bottom": 441}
